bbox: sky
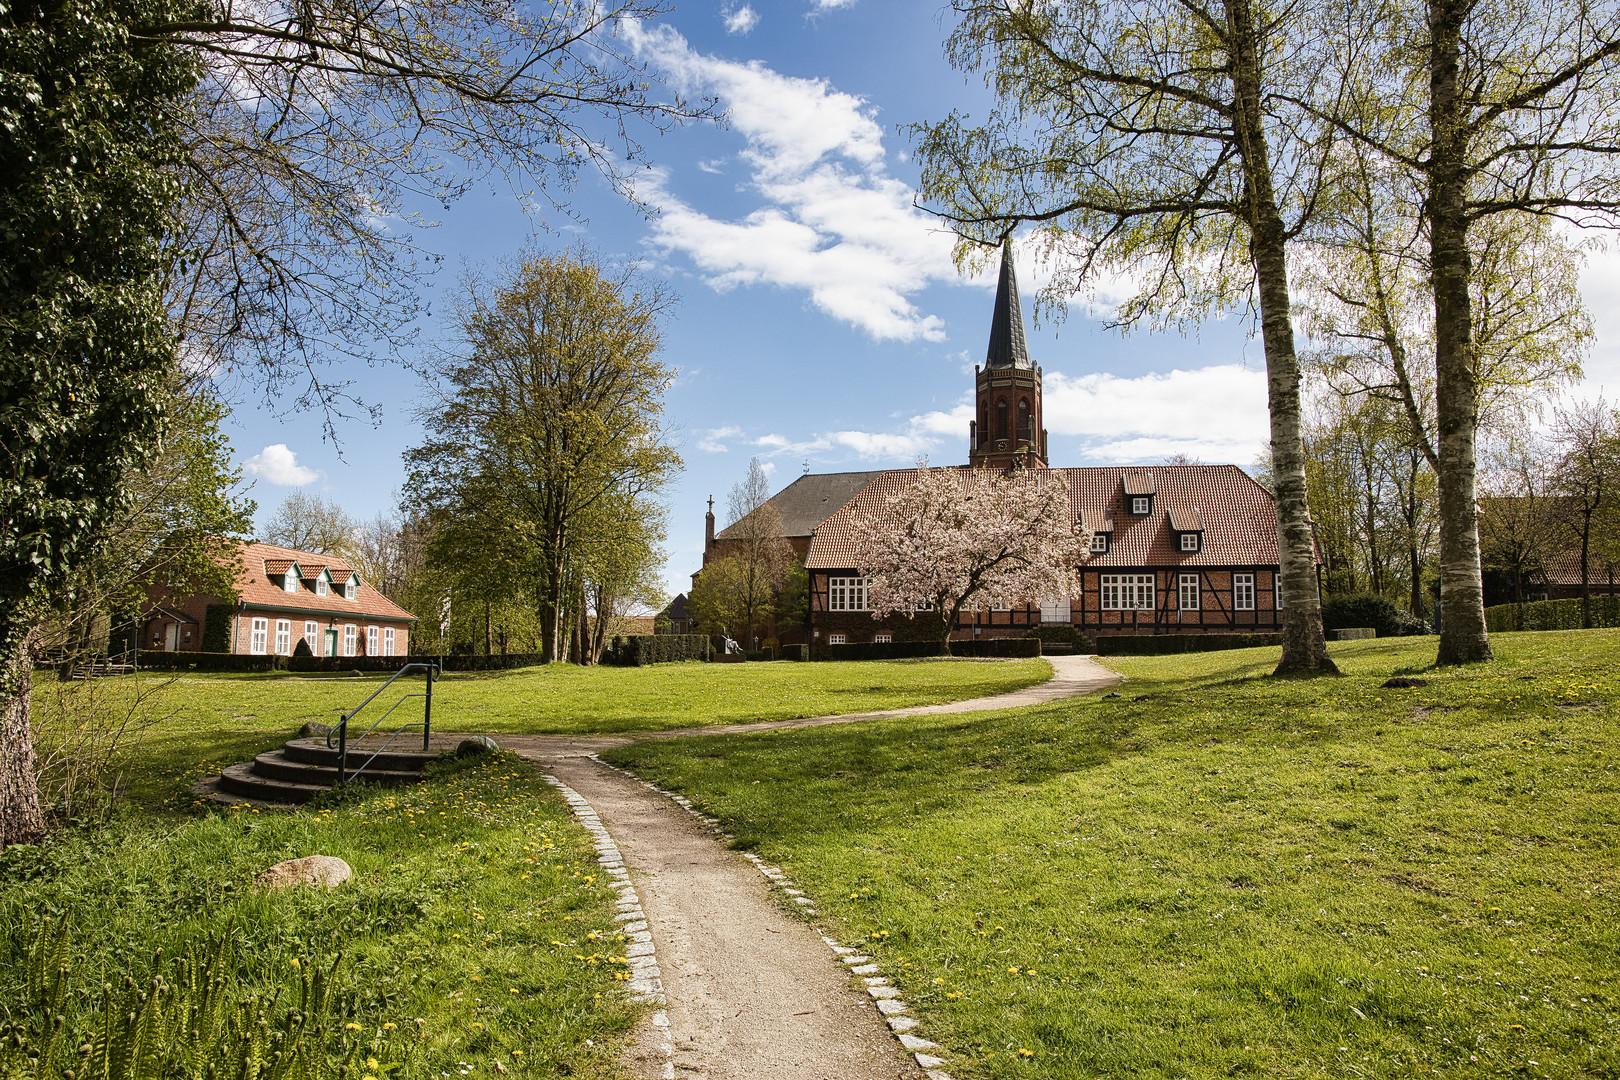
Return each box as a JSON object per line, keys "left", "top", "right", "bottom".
{"left": 228, "top": 0, "right": 1620, "bottom": 602}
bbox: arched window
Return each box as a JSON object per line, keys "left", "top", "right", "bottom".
{"left": 979, "top": 402, "right": 988, "bottom": 446}
{"left": 1017, "top": 399, "right": 1030, "bottom": 442}
{"left": 996, "top": 399, "right": 1008, "bottom": 440}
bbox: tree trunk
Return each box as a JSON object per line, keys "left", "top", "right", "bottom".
{"left": 1580, "top": 512, "right": 1592, "bottom": 629}
{"left": 484, "top": 600, "right": 492, "bottom": 656}
{"left": 1, "top": 635, "right": 47, "bottom": 847}
{"left": 1429, "top": 0, "right": 1493, "bottom": 664}
{"left": 1225, "top": 0, "right": 1337, "bottom": 676}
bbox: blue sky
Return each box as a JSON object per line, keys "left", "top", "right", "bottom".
{"left": 228, "top": 0, "right": 1620, "bottom": 601}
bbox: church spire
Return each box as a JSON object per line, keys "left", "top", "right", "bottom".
{"left": 984, "top": 238, "right": 1032, "bottom": 370}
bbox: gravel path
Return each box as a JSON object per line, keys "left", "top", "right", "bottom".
{"left": 507, "top": 655, "right": 1120, "bottom": 1080}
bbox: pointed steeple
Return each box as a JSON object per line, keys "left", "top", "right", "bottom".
{"left": 984, "top": 238, "right": 1032, "bottom": 370}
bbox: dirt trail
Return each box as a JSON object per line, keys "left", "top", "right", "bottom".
{"left": 506, "top": 656, "right": 1120, "bottom": 1080}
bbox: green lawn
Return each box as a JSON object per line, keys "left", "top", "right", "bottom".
{"left": 0, "top": 752, "right": 639, "bottom": 1079}
{"left": 33, "top": 657, "right": 1048, "bottom": 806}
{"left": 603, "top": 631, "right": 1620, "bottom": 1079}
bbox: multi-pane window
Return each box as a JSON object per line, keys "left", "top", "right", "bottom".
{"left": 1039, "top": 599, "right": 1070, "bottom": 624}
{"left": 1180, "top": 532, "right": 1200, "bottom": 552}
{"left": 366, "top": 626, "right": 379, "bottom": 655}
{"left": 828, "top": 633, "right": 846, "bottom": 645}
{"left": 1233, "top": 574, "right": 1255, "bottom": 611}
{"left": 1275, "top": 573, "right": 1285, "bottom": 609}
{"left": 1090, "top": 533, "right": 1109, "bottom": 553}
{"left": 383, "top": 627, "right": 396, "bottom": 656}
{"left": 828, "top": 577, "right": 868, "bottom": 611}
{"left": 874, "top": 633, "right": 892, "bottom": 644}
{"left": 343, "top": 625, "right": 357, "bottom": 656}
{"left": 274, "top": 619, "right": 292, "bottom": 654}
{"left": 1131, "top": 497, "right": 1150, "bottom": 515}
{"left": 249, "top": 618, "right": 268, "bottom": 654}
{"left": 304, "top": 621, "right": 320, "bottom": 653}
{"left": 344, "top": 579, "right": 357, "bottom": 600}
{"left": 1178, "top": 574, "right": 1200, "bottom": 611}
{"left": 283, "top": 572, "right": 298, "bottom": 593}
{"left": 316, "top": 576, "right": 329, "bottom": 596}
{"left": 1100, "top": 574, "right": 1154, "bottom": 610}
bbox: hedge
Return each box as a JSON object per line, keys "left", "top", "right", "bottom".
{"left": 201, "top": 605, "right": 233, "bottom": 652}
{"left": 1484, "top": 596, "right": 1620, "bottom": 632}
{"left": 780, "top": 644, "right": 809, "bottom": 662}
{"left": 134, "top": 651, "right": 548, "bottom": 673}
{"left": 1320, "top": 592, "right": 1429, "bottom": 637}
{"left": 814, "top": 638, "right": 1043, "bottom": 661}
{"left": 607, "top": 634, "right": 711, "bottom": 666}
{"left": 1095, "top": 633, "right": 1281, "bottom": 656}
{"left": 135, "top": 651, "right": 287, "bottom": 672}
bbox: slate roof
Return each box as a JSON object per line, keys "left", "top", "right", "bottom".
{"left": 715, "top": 470, "right": 885, "bottom": 541}
{"left": 804, "top": 465, "right": 1287, "bottom": 570}
{"left": 984, "top": 240, "right": 1033, "bottom": 370}
{"left": 231, "top": 540, "right": 416, "bottom": 621}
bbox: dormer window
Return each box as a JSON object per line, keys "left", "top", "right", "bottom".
{"left": 1091, "top": 533, "right": 1109, "bottom": 554}
{"left": 1122, "top": 469, "right": 1155, "bottom": 515}
{"left": 282, "top": 567, "right": 299, "bottom": 593}
{"left": 1180, "top": 532, "right": 1200, "bottom": 552}
{"left": 316, "top": 575, "right": 328, "bottom": 597}
{"left": 1168, "top": 506, "right": 1204, "bottom": 554}
{"left": 344, "top": 576, "right": 358, "bottom": 600}
{"left": 1131, "top": 496, "right": 1151, "bottom": 515}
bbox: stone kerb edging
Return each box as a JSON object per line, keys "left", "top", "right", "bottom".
{"left": 539, "top": 774, "right": 675, "bottom": 1080}
{"left": 589, "top": 756, "right": 956, "bottom": 1080}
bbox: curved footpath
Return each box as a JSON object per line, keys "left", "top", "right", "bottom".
{"left": 505, "top": 655, "right": 1121, "bottom": 1080}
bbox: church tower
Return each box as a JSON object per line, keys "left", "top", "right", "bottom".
{"left": 968, "top": 240, "right": 1047, "bottom": 469}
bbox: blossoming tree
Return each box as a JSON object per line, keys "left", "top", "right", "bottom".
{"left": 852, "top": 465, "right": 1092, "bottom": 652}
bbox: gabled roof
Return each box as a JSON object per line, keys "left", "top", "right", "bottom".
{"left": 1167, "top": 506, "right": 1204, "bottom": 532}
{"left": 716, "top": 470, "right": 885, "bottom": 540}
{"left": 228, "top": 541, "right": 416, "bottom": 621}
{"left": 805, "top": 465, "right": 1288, "bottom": 570}
{"left": 984, "top": 240, "right": 1033, "bottom": 371}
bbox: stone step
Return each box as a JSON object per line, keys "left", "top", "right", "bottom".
{"left": 217, "top": 762, "right": 331, "bottom": 804}
{"left": 280, "top": 736, "right": 437, "bottom": 772}
{"left": 251, "top": 749, "right": 426, "bottom": 788}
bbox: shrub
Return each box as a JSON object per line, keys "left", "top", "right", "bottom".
{"left": 814, "top": 639, "right": 1042, "bottom": 661}
{"left": 201, "top": 604, "right": 234, "bottom": 653}
{"left": 780, "top": 644, "right": 808, "bottom": 662}
{"left": 292, "top": 637, "right": 313, "bottom": 657}
{"left": 606, "top": 635, "right": 710, "bottom": 666}
{"left": 1484, "top": 596, "right": 1620, "bottom": 632}
{"left": 1095, "top": 634, "right": 1281, "bottom": 656}
{"left": 1320, "top": 593, "right": 1429, "bottom": 637}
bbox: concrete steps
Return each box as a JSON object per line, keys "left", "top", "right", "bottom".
{"left": 201, "top": 736, "right": 439, "bottom": 807}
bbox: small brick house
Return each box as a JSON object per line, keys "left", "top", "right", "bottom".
{"left": 141, "top": 540, "right": 416, "bottom": 657}
{"left": 687, "top": 241, "right": 1307, "bottom": 646}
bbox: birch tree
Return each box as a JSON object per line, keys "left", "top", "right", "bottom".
{"left": 852, "top": 466, "right": 1091, "bottom": 653}
{"left": 913, "top": 0, "right": 1340, "bottom": 673}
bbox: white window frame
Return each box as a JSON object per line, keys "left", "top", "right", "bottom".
{"left": 828, "top": 577, "right": 868, "bottom": 612}
{"left": 873, "top": 633, "right": 892, "bottom": 644}
{"left": 344, "top": 578, "right": 357, "bottom": 600}
{"left": 1178, "top": 573, "right": 1200, "bottom": 611}
{"left": 1039, "top": 598, "right": 1070, "bottom": 624}
{"left": 1180, "top": 532, "right": 1200, "bottom": 552}
{"left": 1100, "top": 574, "right": 1154, "bottom": 611}
{"left": 1090, "top": 533, "right": 1109, "bottom": 553}
{"left": 1275, "top": 574, "right": 1285, "bottom": 610}
{"left": 366, "top": 626, "right": 379, "bottom": 655}
{"left": 274, "top": 619, "right": 292, "bottom": 655}
{"left": 304, "top": 621, "right": 320, "bottom": 652}
{"left": 383, "top": 627, "right": 396, "bottom": 656}
{"left": 316, "top": 575, "right": 329, "bottom": 597}
{"left": 1131, "top": 496, "right": 1150, "bottom": 515}
{"left": 249, "top": 618, "right": 268, "bottom": 655}
{"left": 828, "top": 633, "right": 847, "bottom": 645}
{"left": 343, "top": 624, "right": 357, "bottom": 656}
{"left": 283, "top": 572, "right": 298, "bottom": 594}
{"left": 1233, "top": 574, "right": 1255, "bottom": 611}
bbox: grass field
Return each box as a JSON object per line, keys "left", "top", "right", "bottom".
{"left": 29, "top": 657, "right": 1049, "bottom": 807}
{"left": 0, "top": 752, "right": 638, "bottom": 1079}
{"left": 604, "top": 631, "right": 1620, "bottom": 1079}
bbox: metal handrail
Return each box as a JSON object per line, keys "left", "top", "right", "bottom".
{"left": 326, "top": 662, "right": 438, "bottom": 784}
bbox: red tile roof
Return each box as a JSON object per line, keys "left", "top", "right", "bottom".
{"left": 232, "top": 541, "right": 416, "bottom": 622}
{"left": 805, "top": 465, "right": 1289, "bottom": 570}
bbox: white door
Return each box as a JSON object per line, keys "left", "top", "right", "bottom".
{"left": 164, "top": 623, "right": 180, "bottom": 651}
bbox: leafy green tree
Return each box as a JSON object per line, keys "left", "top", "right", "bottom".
{"left": 913, "top": 0, "right": 1339, "bottom": 674}
{"left": 404, "top": 250, "right": 680, "bottom": 663}
{"left": 0, "top": 0, "right": 198, "bottom": 845}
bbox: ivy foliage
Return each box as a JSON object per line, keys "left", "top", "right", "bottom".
{"left": 0, "top": 0, "right": 199, "bottom": 679}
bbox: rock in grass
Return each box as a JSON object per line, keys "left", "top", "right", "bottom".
{"left": 298, "top": 721, "right": 333, "bottom": 738}
{"left": 256, "top": 855, "right": 352, "bottom": 890}
{"left": 1382, "top": 677, "right": 1429, "bottom": 689}
{"left": 457, "top": 735, "right": 501, "bottom": 757}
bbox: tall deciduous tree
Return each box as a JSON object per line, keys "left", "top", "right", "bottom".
{"left": 853, "top": 465, "right": 1091, "bottom": 652}
{"left": 1477, "top": 433, "right": 1561, "bottom": 612}
{"left": 1550, "top": 396, "right": 1620, "bottom": 628}
{"left": 137, "top": 0, "right": 717, "bottom": 424}
{"left": 405, "top": 250, "right": 680, "bottom": 663}
{"left": 914, "top": 0, "right": 1339, "bottom": 674}
{"left": 721, "top": 458, "right": 792, "bottom": 649}
{"left": 261, "top": 491, "right": 356, "bottom": 555}
{"left": 0, "top": 0, "right": 197, "bottom": 846}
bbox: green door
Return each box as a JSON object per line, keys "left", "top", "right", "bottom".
{"left": 324, "top": 629, "right": 338, "bottom": 657}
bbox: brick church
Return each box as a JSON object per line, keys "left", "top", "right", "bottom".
{"left": 680, "top": 243, "right": 1296, "bottom": 647}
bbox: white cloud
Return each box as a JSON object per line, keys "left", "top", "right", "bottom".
{"left": 243, "top": 444, "right": 318, "bottom": 486}
{"left": 1044, "top": 364, "right": 1270, "bottom": 464}
{"left": 623, "top": 23, "right": 961, "bottom": 342}
{"left": 722, "top": 3, "right": 759, "bottom": 33}
{"left": 697, "top": 425, "right": 744, "bottom": 452}
{"left": 808, "top": 0, "right": 857, "bottom": 9}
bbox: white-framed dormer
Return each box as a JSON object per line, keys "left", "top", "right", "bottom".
{"left": 341, "top": 573, "right": 359, "bottom": 600}
{"left": 1168, "top": 506, "right": 1204, "bottom": 554}
{"left": 281, "top": 562, "right": 301, "bottom": 593}
{"left": 1122, "top": 469, "right": 1155, "bottom": 516}
{"left": 315, "top": 568, "right": 331, "bottom": 596}
{"left": 1080, "top": 509, "right": 1113, "bottom": 555}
